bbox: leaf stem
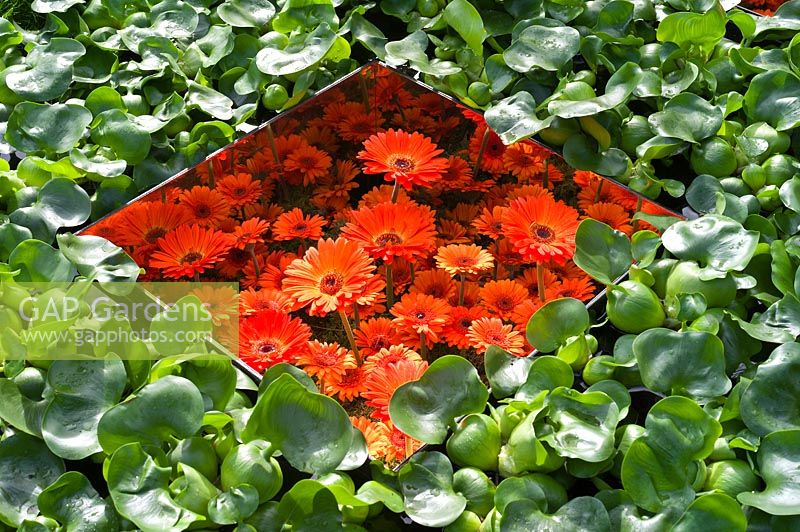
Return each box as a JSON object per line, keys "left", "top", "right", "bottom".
{"left": 472, "top": 127, "right": 491, "bottom": 178}
{"left": 459, "top": 273, "right": 465, "bottom": 306}
{"left": 536, "top": 262, "right": 546, "bottom": 303}
{"left": 487, "top": 36, "right": 505, "bottom": 55}
{"left": 386, "top": 263, "right": 394, "bottom": 307}
{"left": 339, "top": 310, "right": 361, "bottom": 365}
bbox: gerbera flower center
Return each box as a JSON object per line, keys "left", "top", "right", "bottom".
{"left": 496, "top": 297, "right": 515, "bottom": 311}
{"left": 375, "top": 232, "right": 403, "bottom": 246}
{"left": 415, "top": 311, "right": 427, "bottom": 320}
{"left": 293, "top": 222, "right": 309, "bottom": 232}
{"left": 181, "top": 251, "right": 204, "bottom": 263}
{"left": 456, "top": 256, "right": 476, "bottom": 267}
{"left": 530, "top": 223, "right": 555, "bottom": 242}
{"left": 299, "top": 156, "right": 318, "bottom": 169}
{"left": 196, "top": 205, "right": 211, "bottom": 218}
{"left": 487, "top": 332, "right": 506, "bottom": 344}
{"left": 315, "top": 349, "right": 339, "bottom": 366}
{"left": 257, "top": 341, "right": 278, "bottom": 354}
{"left": 460, "top": 319, "right": 472, "bottom": 329}
{"left": 390, "top": 156, "right": 414, "bottom": 171}
{"left": 144, "top": 227, "right": 167, "bottom": 243}
{"left": 370, "top": 336, "right": 390, "bottom": 350}
{"left": 233, "top": 187, "right": 246, "bottom": 196}
{"left": 319, "top": 272, "right": 344, "bottom": 295}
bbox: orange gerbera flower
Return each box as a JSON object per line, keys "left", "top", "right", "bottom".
{"left": 394, "top": 108, "right": 438, "bottom": 137}
{"left": 357, "top": 129, "right": 449, "bottom": 190}
{"left": 351, "top": 416, "right": 391, "bottom": 460}
{"left": 282, "top": 238, "right": 380, "bottom": 316}
{"left": 115, "top": 201, "right": 193, "bottom": 246}
{"left": 384, "top": 421, "right": 422, "bottom": 463}
{"left": 437, "top": 219, "right": 470, "bottom": 246}
{"left": 518, "top": 267, "right": 561, "bottom": 297}
{"left": 239, "top": 310, "right": 311, "bottom": 371}
{"left": 572, "top": 170, "right": 602, "bottom": 187}
{"left": 358, "top": 185, "right": 412, "bottom": 208}
{"left": 179, "top": 186, "right": 232, "bottom": 227}
{"left": 340, "top": 202, "right": 437, "bottom": 264}
{"left": 355, "top": 317, "right": 402, "bottom": 357}
{"left": 297, "top": 341, "right": 357, "bottom": 384}
{"left": 435, "top": 244, "right": 494, "bottom": 277}
{"left": 544, "top": 260, "right": 589, "bottom": 280}
{"left": 189, "top": 285, "right": 238, "bottom": 326}
{"left": 336, "top": 111, "right": 386, "bottom": 142}
{"left": 444, "top": 305, "right": 491, "bottom": 349}
{"left": 583, "top": 203, "right": 633, "bottom": 235}
{"left": 511, "top": 299, "right": 544, "bottom": 327}
{"left": 577, "top": 181, "right": 616, "bottom": 211}
{"left": 467, "top": 317, "right": 525, "bottom": 356}
{"left": 150, "top": 224, "right": 234, "bottom": 279}
{"left": 216, "top": 173, "right": 262, "bottom": 206}
{"left": 469, "top": 126, "right": 506, "bottom": 175}
{"left": 446, "top": 203, "right": 481, "bottom": 227}
{"left": 363, "top": 345, "right": 423, "bottom": 373}
{"left": 390, "top": 293, "right": 450, "bottom": 348}
{"left": 503, "top": 142, "right": 546, "bottom": 180}
{"left": 363, "top": 359, "right": 429, "bottom": 422}
{"left": 438, "top": 156, "right": 473, "bottom": 190}
{"left": 554, "top": 277, "right": 596, "bottom": 302}
{"left": 472, "top": 206, "right": 506, "bottom": 240}
{"left": 507, "top": 184, "right": 554, "bottom": 201}
{"left": 232, "top": 218, "right": 270, "bottom": 249}
{"left": 271, "top": 208, "right": 326, "bottom": 241}
{"left": 410, "top": 269, "right": 457, "bottom": 301}
{"left": 502, "top": 196, "right": 580, "bottom": 265}
{"left": 283, "top": 145, "right": 332, "bottom": 186}
{"left": 311, "top": 160, "right": 360, "bottom": 211}
{"left": 301, "top": 125, "right": 340, "bottom": 153}
{"left": 239, "top": 287, "right": 295, "bottom": 315}
{"left": 480, "top": 280, "right": 530, "bottom": 320}
{"left": 324, "top": 366, "right": 369, "bottom": 402}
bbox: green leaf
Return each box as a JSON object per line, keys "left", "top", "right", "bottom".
{"left": 443, "top": 0, "right": 485, "bottom": 56}
{"left": 738, "top": 429, "right": 800, "bottom": 515}
{"left": 770, "top": 240, "right": 795, "bottom": 296}
{"left": 515, "top": 355, "right": 574, "bottom": 400}
{"left": 656, "top": 3, "right": 726, "bottom": 54}
{"left": 208, "top": 485, "right": 259, "bottom": 525}
{"left": 107, "top": 442, "right": 202, "bottom": 531}
{"left": 673, "top": 493, "right": 747, "bottom": 532}
{"left": 243, "top": 374, "right": 354, "bottom": 474}
{"left": 780, "top": 176, "right": 800, "bottom": 213}
{"left": 90, "top": 109, "right": 152, "bottom": 165}
{"left": 389, "top": 355, "right": 489, "bottom": 444}
{"left": 0, "top": 434, "right": 65, "bottom": 528}
{"left": 0, "top": 378, "right": 47, "bottom": 437}
{"left": 562, "top": 135, "right": 630, "bottom": 177}
{"left": 355, "top": 481, "right": 404, "bottom": 513}
{"left": 185, "top": 81, "right": 235, "bottom": 120}
{"left": 98, "top": 375, "right": 205, "bottom": 454}
{"left": 504, "top": 24, "right": 581, "bottom": 72}
{"left": 545, "top": 387, "right": 620, "bottom": 462}
{"left": 0, "top": 221, "right": 32, "bottom": 262}
{"left": 484, "top": 92, "right": 553, "bottom": 144}
{"left": 744, "top": 70, "right": 800, "bottom": 131}
{"left": 5, "top": 103, "right": 92, "bottom": 154}
{"left": 57, "top": 233, "right": 140, "bottom": 282}
{"left": 399, "top": 452, "right": 467, "bottom": 528}
{"left": 9, "top": 240, "right": 74, "bottom": 282}
{"left": 10, "top": 178, "right": 91, "bottom": 242}
{"left": 661, "top": 215, "right": 759, "bottom": 273}
{"left": 573, "top": 218, "right": 632, "bottom": 285}
{"left": 218, "top": 0, "right": 276, "bottom": 27}
{"left": 648, "top": 93, "right": 723, "bottom": 143}
{"left": 70, "top": 146, "right": 128, "bottom": 179}
{"left": 221, "top": 441, "right": 283, "bottom": 503}
{"left": 633, "top": 328, "right": 731, "bottom": 400}
{"left": 548, "top": 62, "right": 642, "bottom": 118}
{"left": 5, "top": 38, "right": 85, "bottom": 102}
{"left": 148, "top": 295, "right": 213, "bottom": 357}
{"left": 255, "top": 23, "right": 336, "bottom": 76}
{"left": 275, "top": 479, "right": 342, "bottom": 529}
{"left": 485, "top": 345, "right": 533, "bottom": 399}
{"left": 740, "top": 343, "right": 800, "bottom": 437}
{"left": 31, "top": 0, "right": 85, "bottom": 12}
{"left": 37, "top": 472, "right": 118, "bottom": 532}
{"left": 500, "top": 496, "right": 611, "bottom": 532}
{"left": 526, "top": 298, "right": 589, "bottom": 352}
{"left": 42, "top": 358, "right": 127, "bottom": 460}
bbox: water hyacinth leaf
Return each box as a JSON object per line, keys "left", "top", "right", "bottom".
{"left": 443, "top": 0, "right": 485, "bottom": 56}
{"left": 243, "top": 374, "right": 354, "bottom": 474}
{"left": 10, "top": 178, "right": 91, "bottom": 242}
{"left": 390, "top": 355, "right": 488, "bottom": 444}
{"left": 780, "top": 177, "right": 800, "bottom": 213}
{"left": 0, "top": 378, "right": 46, "bottom": 436}
{"left": 185, "top": 25, "right": 235, "bottom": 70}
{"left": 494, "top": 476, "right": 548, "bottom": 514}
{"left": 646, "top": 396, "right": 722, "bottom": 464}
{"left": 0, "top": 17, "right": 22, "bottom": 50}
{"left": 738, "top": 429, "right": 800, "bottom": 515}
{"left": 37, "top": 471, "right": 118, "bottom": 531}
{"left": 484, "top": 92, "right": 553, "bottom": 144}
{"left": 485, "top": 345, "right": 533, "bottom": 399}
{"left": 500, "top": 496, "right": 611, "bottom": 532}
{"left": 399, "top": 452, "right": 466, "bottom": 528}
{"left": 57, "top": 234, "right": 140, "bottom": 283}
{"left": 752, "top": 294, "right": 800, "bottom": 338}
{"left": 744, "top": 70, "right": 800, "bottom": 131}
{"left": 275, "top": 479, "right": 342, "bottom": 529}
{"left": 8, "top": 240, "right": 74, "bottom": 282}
{"left": 0, "top": 221, "right": 32, "bottom": 261}
{"left": 672, "top": 493, "right": 747, "bottom": 532}
{"left": 661, "top": 215, "right": 759, "bottom": 272}
{"left": 573, "top": 219, "right": 632, "bottom": 285}
{"left": 740, "top": 343, "right": 800, "bottom": 437}
{"left": 149, "top": 295, "right": 213, "bottom": 356}
{"left": 656, "top": 3, "right": 726, "bottom": 54}
{"left": 70, "top": 147, "right": 128, "bottom": 179}
{"left": 545, "top": 387, "right": 620, "bottom": 462}
{"left": 150, "top": 0, "right": 199, "bottom": 39}
{"left": 256, "top": 23, "right": 337, "bottom": 76}
{"left": 97, "top": 375, "right": 205, "bottom": 454}
{"left": 648, "top": 93, "right": 723, "bottom": 143}
{"left": 504, "top": 24, "right": 581, "bottom": 72}
{"left": 90, "top": 109, "right": 152, "bottom": 165}
{"left": 516, "top": 355, "right": 574, "bottom": 400}
{"left": 208, "top": 485, "right": 260, "bottom": 525}
{"left": 107, "top": 442, "right": 202, "bottom": 531}
{"left": 633, "top": 328, "right": 731, "bottom": 400}
{"left": 218, "top": 0, "right": 276, "bottom": 27}
{"left": 562, "top": 135, "right": 630, "bottom": 177}
{"left": 0, "top": 434, "right": 65, "bottom": 527}
{"left": 259, "top": 362, "right": 318, "bottom": 394}
{"left": 5, "top": 103, "right": 92, "bottom": 154}
{"left": 5, "top": 38, "right": 85, "bottom": 102}
{"left": 42, "top": 358, "right": 127, "bottom": 460}
{"left": 384, "top": 30, "right": 429, "bottom": 66}
{"left": 355, "top": 481, "right": 404, "bottom": 513}
{"left": 622, "top": 439, "right": 696, "bottom": 513}
{"left": 185, "top": 82, "right": 235, "bottom": 120}
{"left": 526, "top": 298, "right": 589, "bottom": 352}
{"left": 548, "top": 62, "right": 642, "bottom": 118}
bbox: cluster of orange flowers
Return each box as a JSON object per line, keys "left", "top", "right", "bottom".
{"left": 86, "top": 72, "right": 670, "bottom": 462}
{"left": 742, "top": 0, "right": 785, "bottom": 14}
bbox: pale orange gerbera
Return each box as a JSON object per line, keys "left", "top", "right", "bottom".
{"left": 351, "top": 416, "right": 391, "bottom": 460}
{"left": 390, "top": 293, "right": 450, "bottom": 348}
{"left": 357, "top": 129, "right": 449, "bottom": 190}
{"left": 410, "top": 269, "right": 457, "bottom": 301}
{"left": 355, "top": 317, "right": 402, "bottom": 357}
{"left": 511, "top": 299, "right": 544, "bottom": 327}
{"left": 189, "top": 285, "right": 238, "bottom": 326}
{"left": 363, "top": 345, "right": 423, "bottom": 373}
{"left": 179, "top": 186, "right": 232, "bottom": 227}
{"left": 502, "top": 196, "right": 580, "bottom": 265}
{"left": 444, "top": 305, "right": 491, "bottom": 349}
{"left": 435, "top": 244, "right": 494, "bottom": 277}
{"left": 502, "top": 142, "right": 546, "bottom": 180}
{"left": 239, "top": 310, "right": 311, "bottom": 371}
{"left": 115, "top": 201, "right": 193, "bottom": 246}
{"left": 340, "top": 202, "right": 437, "bottom": 264}
{"left": 232, "top": 218, "right": 270, "bottom": 249}
{"left": 554, "top": 277, "right": 596, "bottom": 302}
{"left": 296, "top": 341, "right": 357, "bottom": 384}
{"left": 271, "top": 208, "right": 326, "bottom": 241}
{"left": 438, "top": 156, "right": 473, "bottom": 190}
{"left": 363, "top": 359, "right": 429, "bottom": 422}
{"left": 480, "top": 280, "right": 530, "bottom": 320}
{"left": 150, "top": 224, "right": 234, "bottom": 279}
{"left": 239, "top": 287, "right": 295, "bottom": 315}
{"left": 469, "top": 126, "right": 506, "bottom": 175}
{"left": 282, "top": 238, "right": 380, "bottom": 316}
{"left": 324, "top": 366, "right": 369, "bottom": 402}
{"left": 583, "top": 203, "right": 633, "bottom": 235}
{"left": 283, "top": 145, "right": 332, "bottom": 186}
{"left": 472, "top": 206, "right": 506, "bottom": 240}
{"left": 467, "top": 317, "right": 525, "bottom": 356}
{"left": 216, "top": 173, "right": 262, "bottom": 206}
